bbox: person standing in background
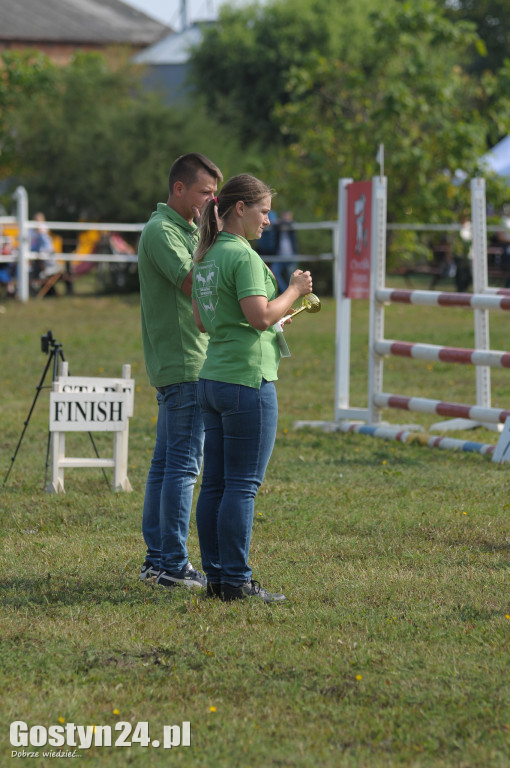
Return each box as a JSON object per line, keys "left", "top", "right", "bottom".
{"left": 497, "top": 205, "right": 510, "bottom": 288}
{"left": 270, "top": 210, "right": 299, "bottom": 293}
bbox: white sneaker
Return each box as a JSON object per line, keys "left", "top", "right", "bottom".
{"left": 139, "top": 561, "right": 159, "bottom": 581}
{"left": 156, "top": 562, "right": 207, "bottom": 588}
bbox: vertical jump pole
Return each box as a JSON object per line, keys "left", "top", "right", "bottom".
{"left": 367, "top": 176, "right": 388, "bottom": 425}
{"left": 14, "top": 186, "right": 29, "bottom": 303}
{"left": 334, "top": 178, "right": 353, "bottom": 420}
{"left": 470, "top": 177, "right": 491, "bottom": 412}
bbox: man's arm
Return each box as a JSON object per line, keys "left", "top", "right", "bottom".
{"left": 147, "top": 223, "right": 196, "bottom": 293}
{"left": 180, "top": 269, "right": 193, "bottom": 296}
{"left": 192, "top": 299, "right": 207, "bottom": 332}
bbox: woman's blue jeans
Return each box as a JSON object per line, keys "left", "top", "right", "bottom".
{"left": 142, "top": 382, "right": 204, "bottom": 574}
{"left": 196, "top": 378, "right": 278, "bottom": 586}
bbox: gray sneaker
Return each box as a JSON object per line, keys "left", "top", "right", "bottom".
{"left": 221, "top": 579, "right": 287, "bottom": 603}
{"left": 156, "top": 562, "right": 207, "bottom": 589}
{"left": 139, "top": 561, "right": 159, "bottom": 581}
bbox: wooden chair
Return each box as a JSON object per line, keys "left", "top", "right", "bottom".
{"left": 36, "top": 269, "right": 64, "bottom": 298}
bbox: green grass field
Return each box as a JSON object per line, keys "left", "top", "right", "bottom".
{"left": 1, "top": 285, "right": 509, "bottom": 767}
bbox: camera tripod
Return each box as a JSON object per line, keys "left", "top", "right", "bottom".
{"left": 3, "top": 330, "right": 108, "bottom": 490}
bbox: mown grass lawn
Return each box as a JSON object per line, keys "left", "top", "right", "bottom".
{"left": 1, "top": 285, "right": 509, "bottom": 767}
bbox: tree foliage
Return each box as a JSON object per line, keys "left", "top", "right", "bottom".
{"left": 444, "top": 0, "right": 510, "bottom": 74}
{"left": 2, "top": 0, "right": 509, "bottom": 235}
{"left": 191, "top": 0, "right": 510, "bottom": 224}
{"left": 0, "top": 51, "right": 57, "bottom": 179}
{"left": 0, "top": 51, "right": 241, "bottom": 222}
{"left": 189, "top": 0, "right": 387, "bottom": 145}
{"left": 273, "top": 2, "right": 510, "bottom": 221}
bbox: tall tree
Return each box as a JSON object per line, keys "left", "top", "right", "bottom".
{"left": 444, "top": 0, "right": 510, "bottom": 74}
{"left": 0, "top": 51, "right": 57, "bottom": 181}
{"left": 274, "top": 2, "right": 507, "bottom": 219}
{"left": 191, "top": 0, "right": 510, "bottom": 224}
{"left": 190, "top": 0, "right": 390, "bottom": 145}
{"left": 0, "top": 51, "right": 242, "bottom": 221}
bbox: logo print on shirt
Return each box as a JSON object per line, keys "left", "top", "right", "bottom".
{"left": 195, "top": 261, "right": 219, "bottom": 320}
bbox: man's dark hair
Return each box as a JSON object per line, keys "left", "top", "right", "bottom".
{"left": 168, "top": 153, "right": 223, "bottom": 193}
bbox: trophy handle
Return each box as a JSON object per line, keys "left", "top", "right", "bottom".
{"left": 280, "top": 293, "right": 321, "bottom": 325}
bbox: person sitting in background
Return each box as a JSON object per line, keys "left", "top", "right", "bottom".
{"left": 0, "top": 233, "right": 16, "bottom": 298}
{"left": 29, "top": 212, "right": 60, "bottom": 295}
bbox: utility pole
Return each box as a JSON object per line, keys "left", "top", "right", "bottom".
{"left": 180, "top": 0, "right": 188, "bottom": 30}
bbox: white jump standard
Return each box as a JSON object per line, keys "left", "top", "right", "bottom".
{"left": 295, "top": 175, "right": 510, "bottom": 463}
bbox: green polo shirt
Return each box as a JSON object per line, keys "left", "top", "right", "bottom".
{"left": 192, "top": 232, "right": 280, "bottom": 389}
{"left": 138, "top": 203, "right": 208, "bottom": 387}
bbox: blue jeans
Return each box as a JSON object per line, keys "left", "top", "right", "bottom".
{"left": 196, "top": 378, "right": 278, "bottom": 586}
{"left": 142, "top": 382, "right": 204, "bottom": 574}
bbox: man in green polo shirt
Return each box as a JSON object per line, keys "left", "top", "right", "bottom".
{"left": 138, "top": 153, "right": 223, "bottom": 588}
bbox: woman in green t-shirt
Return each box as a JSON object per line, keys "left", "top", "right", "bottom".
{"left": 192, "top": 174, "right": 312, "bottom": 603}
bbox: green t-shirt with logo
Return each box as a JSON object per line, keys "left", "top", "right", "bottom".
{"left": 192, "top": 232, "right": 280, "bottom": 389}
{"left": 138, "top": 203, "right": 208, "bottom": 387}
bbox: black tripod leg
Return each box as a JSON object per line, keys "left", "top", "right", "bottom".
{"left": 3, "top": 349, "right": 55, "bottom": 486}
{"left": 46, "top": 349, "right": 110, "bottom": 490}
{"left": 44, "top": 347, "right": 66, "bottom": 490}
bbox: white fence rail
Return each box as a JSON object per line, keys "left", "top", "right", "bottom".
{"left": 0, "top": 186, "right": 504, "bottom": 302}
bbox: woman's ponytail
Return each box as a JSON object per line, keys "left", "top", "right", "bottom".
{"left": 194, "top": 200, "right": 220, "bottom": 263}
{"left": 194, "top": 175, "right": 274, "bottom": 263}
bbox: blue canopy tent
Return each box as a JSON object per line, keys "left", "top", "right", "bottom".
{"left": 480, "top": 135, "right": 510, "bottom": 179}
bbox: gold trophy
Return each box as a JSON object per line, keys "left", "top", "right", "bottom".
{"left": 272, "top": 293, "right": 321, "bottom": 358}
{"left": 282, "top": 293, "right": 321, "bottom": 322}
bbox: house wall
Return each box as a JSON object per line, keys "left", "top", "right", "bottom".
{"left": 0, "top": 40, "right": 144, "bottom": 65}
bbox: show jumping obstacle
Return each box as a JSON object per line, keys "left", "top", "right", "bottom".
{"left": 335, "top": 421, "right": 496, "bottom": 458}
{"left": 295, "top": 176, "right": 510, "bottom": 463}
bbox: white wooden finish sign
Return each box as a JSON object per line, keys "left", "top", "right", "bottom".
{"left": 49, "top": 392, "right": 128, "bottom": 432}
{"left": 47, "top": 363, "right": 133, "bottom": 494}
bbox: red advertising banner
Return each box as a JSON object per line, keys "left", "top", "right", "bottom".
{"left": 345, "top": 181, "right": 372, "bottom": 299}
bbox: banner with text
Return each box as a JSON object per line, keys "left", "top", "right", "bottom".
{"left": 345, "top": 181, "right": 372, "bottom": 299}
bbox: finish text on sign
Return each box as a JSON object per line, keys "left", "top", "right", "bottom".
{"left": 49, "top": 392, "right": 128, "bottom": 432}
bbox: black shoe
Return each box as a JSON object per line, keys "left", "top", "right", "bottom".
{"left": 156, "top": 562, "right": 207, "bottom": 589}
{"left": 206, "top": 582, "right": 222, "bottom": 598}
{"left": 139, "top": 561, "right": 159, "bottom": 581}
{"left": 221, "top": 579, "right": 286, "bottom": 603}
